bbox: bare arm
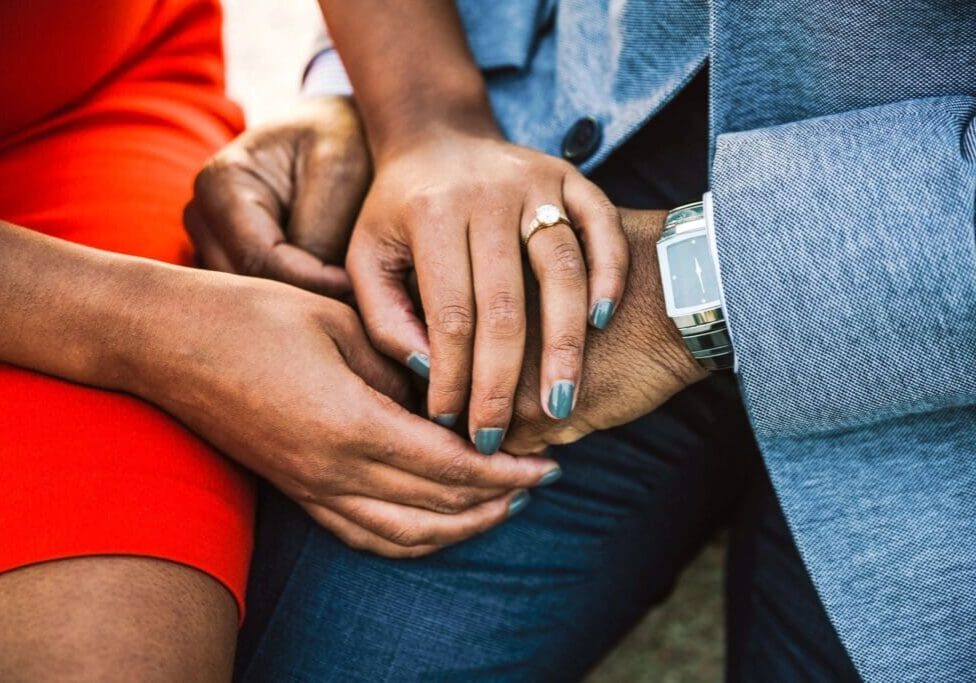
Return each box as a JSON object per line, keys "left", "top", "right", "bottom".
{"left": 319, "top": 1, "right": 630, "bottom": 451}
{"left": 0, "top": 221, "right": 557, "bottom": 555}
{"left": 0, "top": 221, "right": 163, "bottom": 391}
{"left": 318, "top": 1, "right": 496, "bottom": 160}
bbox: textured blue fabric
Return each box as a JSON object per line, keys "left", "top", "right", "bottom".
{"left": 455, "top": 1, "right": 976, "bottom": 680}
{"left": 302, "top": 1, "right": 975, "bottom": 679}
{"left": 454, "top": 0, "right": 709, "bottom": 175}
{"left": 237, "top": 379, "right": 861, "bottom": 682}
{"left": 705, "top": 3, "right": 976, "bottom": 679}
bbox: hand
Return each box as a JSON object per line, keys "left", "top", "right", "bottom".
{"left": 501, "top": 209, "right": 708, "bottom": 455}
{"left": 347, "top": 126, "right": 630, "bottom": 455}
{"left": 184, "top": 96, "right": 369, "bottom": 298}
{"left": 122, "top": 270, "right": 559, "bottom": 558}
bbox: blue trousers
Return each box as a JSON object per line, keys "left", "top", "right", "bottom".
{"left": 234, "top": 377, "right": 860, "bottom": 682}
{"left": 235, "top": 73, "right": 860, "bottom": 681}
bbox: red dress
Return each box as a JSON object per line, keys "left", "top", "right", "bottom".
{"left": 0, "top": 0, "right": 254, "bottom": 615}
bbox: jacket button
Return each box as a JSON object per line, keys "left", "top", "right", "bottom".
{"left": 561, "top": 117, "right": 602, "bottom": 164}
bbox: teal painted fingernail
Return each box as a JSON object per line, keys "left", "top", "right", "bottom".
{"left": 406, "top": 352, "right": 430, "bottom": 380}
{"left": 474, "top": 428, "right": 504, "bottom": 455}
{"left": 537, "top": 467, "right": 562, "bottom": 486}
{"left": 547, "top": 380, "right": 576, "bottom": 420}
{"left": 508, "top": 491, "right": 531, "bottom": 518}
{"left": 432, "top": 413, "right": 458, "bottom": 428}
{"left": 589, "top": 299, "right": 615, "bottom": 330}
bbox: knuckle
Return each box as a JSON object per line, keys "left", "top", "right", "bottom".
{"left": 484, "top": 292, "right": 525, "bottom": 339}
{"left": 436, "top": 490, "right": 475, "bottom": 514}
{"left": 340, "top": 530, "right": 373, "bottom": 553}
{"left": 547, "top": 333, "right": 584, "bottom": 363}
{"left": 195, "top": 151, "right": 244, "bottom": 192}
{"left": 382, "top": 522, "right": 426, "bottom": 547}
{"left": 428, "top": 378, "right": 468, "bottom": 405}
{"left": 402, "top": 189, "right": 450, "bottom": 225}
{"left": 436, "top": 451, "right": 475, "bottom": 485}
{"left": 549, "top": 158, "right": 577, "bottom": 175}
{"left": 547, "top": 423, "right": 587, "bottom": 446}
{"left": 597, "top": 258, "right": 629, "bottom": 284}
{"left": 592, "top": 196, "right": 620, "bottom": 220}
{"left": 545, "top": 241, "right": 586, "bottom": 282}
{"left": 476, "top": 391, "right": 513, "bottom": 421}
{"left": 329, "top": 302, "right": 361, "bottom": 334}
{"left": 431, "top": 302, "right": 475, "bottom": 341}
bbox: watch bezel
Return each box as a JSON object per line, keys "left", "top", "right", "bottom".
{"left": 656, "top": 226, "right": 723, "bottom": 319}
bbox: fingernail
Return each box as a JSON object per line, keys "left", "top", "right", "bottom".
{"left": 507, "top": 491, "right": 531, "bottom": 518}
{"left": 547, "top": 380, "right": 576, "bottom": 420}
{"left": 589, "top": 298, "right": 615, "bottom": 330}
{"left": 474, "top": 428, "right": 504, "bottom": 455}
{"left": 432, "top": 413, "right": 458, "bottom": 428}
{"left": 406, "top": 352, "right": 430, "bottom": 380}
{"left": 537, "top": 467, "right": 562, "bottom": 486}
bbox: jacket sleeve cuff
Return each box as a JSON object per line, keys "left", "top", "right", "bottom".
{"left": 710, "top": 96, "right": 976, "bottom": 440}
{"left": 302, "top": 47, "right": 353, "bottom": 97}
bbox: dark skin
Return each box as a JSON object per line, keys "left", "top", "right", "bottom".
{"left": 0, "top": 223, "right": 557, "bottom": 554}
{"left": 0, "top": 116, "right": 557, "bottom": 677}
{"left": 0, "top": 558, "right": 237, "bottom": 683}
{"left": 320, "top": 1, "right": 631, "bottom": 440}
{"left": 187, "top": 98, "right": 705, "bottom": 462}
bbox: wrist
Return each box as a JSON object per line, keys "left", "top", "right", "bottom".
{"left": 366, "top": 80, "right": 502, "bottom": 164}
{"left": 618, "top": 209, "right": 708, "bottom": 391}
{"left": 97, "top": 260, "right": 239, "bottom": 407}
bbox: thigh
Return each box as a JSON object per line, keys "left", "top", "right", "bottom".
{"left": 0, "top": 556, "right": 237, "bottom": 683}
{"left": 725, "top": 467, "right": 862, "bottom": 682}
{"left": 237, "top": 376, "right": 756, "bottom": 683}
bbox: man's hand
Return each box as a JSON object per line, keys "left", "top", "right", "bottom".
{"left": 503, "top": 209, "right": 708, "bottom": 455}
{"left": 121, "top": 270, "right": 558, "bottom": 558}
{"left": 184, "top": 96, "right": 369, "bottom": 297}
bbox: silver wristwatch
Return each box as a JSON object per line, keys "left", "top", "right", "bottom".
{"left": 656, "top": 201, "right": 733, "bottom": 371}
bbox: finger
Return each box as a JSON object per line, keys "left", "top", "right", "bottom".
{"left": 196, "top": 172, "right": 351, "bottom": 295}
{"left": 352, "top": 380, "right": 559, "bottom": 489}
{"left": 523, "top": 200, "right": 587, "bottom": 421}
{"left": 561, "top": 174, "right": 629, "bottom": 330}
{"left": 301, "top": 503, "right": 441, "bottom": 558}
{"left": 413, "top": 225, "right": 475, "bottom": 429}
{"left": 466, "top": 209, "right": 526, "bottom": 454}
{"left": 342, "top": 461, "right": 509, "bottom": 513}
{"left": 289, "top": 135, "right": 369, "bottom": 265}
{"left": 326, "top": 490, "right": 530, "bottom": 548}
{"left": 183, "top": 202, "right": 235, "bottom": 272}
{"left": 326, "top": 302, "right": 414, "bottom": 406}
{"left": 264, "top": 242, "right": 352, "bottom": 295}
{"left": 346, "top": 227, "right": 432, "bottom": 380}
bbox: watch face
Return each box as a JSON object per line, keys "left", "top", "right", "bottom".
{"left": 663, "top": 231, "right": 721, "bottom": 314}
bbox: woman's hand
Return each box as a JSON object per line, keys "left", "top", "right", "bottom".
{"left": 347, "top": 127, "right": 629, "bottom": 454}
{"left": 125, "top": 269, "right": 559, "bottom": 557}
{"left": 501, "top": 209, "right": 708, "bottom": 455}
{"left": 184, "top": 96, "right": 369, "bottom": 298}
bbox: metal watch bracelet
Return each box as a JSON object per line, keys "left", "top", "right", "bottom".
{"left": 661, "top": 202, "right": 734, "bottom": 372}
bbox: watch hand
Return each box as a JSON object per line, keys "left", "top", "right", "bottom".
{"left": 694, "top": 256, "right": 705, "bottom": 293}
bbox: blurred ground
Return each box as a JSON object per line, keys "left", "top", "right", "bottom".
{"left": 221, "top": 1, "right": 724, "bottom": 680}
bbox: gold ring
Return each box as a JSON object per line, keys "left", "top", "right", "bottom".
{"left": 522, "top": 204, "right": 572, "bottom": 247}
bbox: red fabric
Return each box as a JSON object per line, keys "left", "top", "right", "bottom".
{"left": 0, "top": 0, "right": 253, "bottom": 617}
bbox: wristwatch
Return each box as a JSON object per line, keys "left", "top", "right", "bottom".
{"left": 656, "top": 201, "right": 734, "bottom": 371}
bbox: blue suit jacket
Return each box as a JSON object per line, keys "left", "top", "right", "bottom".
{"left": 454, "top": 1, "right": 976, "bottom": 680}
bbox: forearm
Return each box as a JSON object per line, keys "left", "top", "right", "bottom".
{"left": 318, "top": 0, "right": 498, "bottom": 159}
{"left": 0, "top": 221, "right": 186, "bottom": 395}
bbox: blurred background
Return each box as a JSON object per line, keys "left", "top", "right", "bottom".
{"left": 220, "top": 1, "right": 724, "bottom": 680}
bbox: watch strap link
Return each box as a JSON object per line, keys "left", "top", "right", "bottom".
{"left": 663, "top": 202, "right": 734, "bottom": 372}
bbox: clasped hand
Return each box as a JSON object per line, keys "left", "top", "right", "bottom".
{"left": 185, "top": 96, "right": 702, "bottom": 556}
